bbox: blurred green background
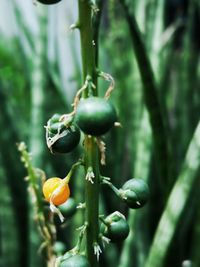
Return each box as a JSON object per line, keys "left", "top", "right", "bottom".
{"left": 0, "top": 0, "right": 200, "bottom": 267}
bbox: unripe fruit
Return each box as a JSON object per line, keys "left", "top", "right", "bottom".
{"left": 46, "top": 114, "right": 80, "bottom": 154}
{"left": 101, "top": 211, "right": 129, "bottom": 242}
{"left": 60, "top": 255, "right": 90, "bottom": 267}
{"left": 75, "top": 97, "right": 117, "bottom": 136}
{"left": 37, "top": 0, "right": 62, "bottom": 5}
{"left": 122, "top": 178, "right": 149, "bottom": 209}
{"left": 59, "top": 198, "right": 77, "bottom": 218}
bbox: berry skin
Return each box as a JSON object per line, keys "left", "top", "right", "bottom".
{"left": 122, "top": 178, "right": 149, "bottom": 209}
{"left": 60, "top": 255, "right": 90, "bottom": 267}
{"left": 59, "top": 198, "right": 77, "bottom": 218}
{"left": 75, "top": 97, "right": 117, "bottom": 136}
{"left": 50, "top": 125, "right": 80, "bottom": 154}
{"left": 53, "top": 241, "right": 66, "bottom": 255}
{"left": 42, "top": 177, "right": 70, "bottom": 206}
{"left": 46, "top": 114, "right": 80, "bottom": 154}
{"left": 101, "top": 211, "right": 129, "bottom": 242}
{"left": 37, "top": 0, "right": 62, "bottom": 5}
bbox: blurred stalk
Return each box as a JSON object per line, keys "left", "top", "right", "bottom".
{"left": 149, "top": 0, "right": 165, "bottom": 80}
{"left": 178, "top": 0, "right": 197, "bottom": 156}
{"left": 106, "top": 0, "right": 139, "bottom": 184}
{"left": 30, "top": 5, "right": 47, "bottom": 166}
{"left": 13, "top": 0, "right": 34, "bottom": 51}
{"left": 0, "top": 85, "right": 28, "bottom": 267}
{"left": 18, "top": 143, "right": 56, "bottom": 267}
{"left": 119, "top": 108, "right": 152, "bottom": 267}
{"left": 119, "top": 1, "right": 153, "bottom": 265}
{"left": 144, "top": 121, "right": 200, "bottom": 267}
{"left": 29, "top": 5, "right": 48, "bottom": 267}
{"left": 119, "top": 0, "right": 170, "bottom": 189}
{"left": 0, "top": 157, "right": 19, "bottom": 267}
{"left": 191, "top": 191, "right": 200, "bottom": 266}
{"left": 133, "top": 107, "right": 152, "bottom": 267}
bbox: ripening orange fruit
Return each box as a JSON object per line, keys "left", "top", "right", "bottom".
{"left": 42, "top": 177, "right": 70, "bottom": 206}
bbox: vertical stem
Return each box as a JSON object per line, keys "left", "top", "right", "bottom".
{"left": 84, "top": 137, "right": 100, "bottom": 267}
{"left": 29, "top": 5, "right": 48, "bottom": 267}
{"left": 78, "top": 0, "right": 97, "bottom": 96}
{"left": 78, "top": 1, "right": 99, "bottom": 267}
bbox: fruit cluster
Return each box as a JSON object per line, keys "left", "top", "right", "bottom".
{"left": 42, "top": 93, "right": 149, "bottom": 266}
{"left": 43, "top": 95, "right": 118, "bottom": 204}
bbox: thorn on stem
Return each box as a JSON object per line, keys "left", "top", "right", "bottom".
{"left": 77, "top": 202, "right": 86, "bottom": 209}
{"left": 93, "top": 242, "right": 102, "bottom": 261}
{"left": 101, "top": 235, "right": 110, "bottom": 248}
{"left": 86, "top": 167, "right": 95, "bottom": 184}
{"left": 69, "top": 23, "right": 80, "bottom": 31}
{"left": 114, "top": 122, "right": 122, "bottom": 128}
{"left": 96, "top": 139, "right": 106, "bottom": 165}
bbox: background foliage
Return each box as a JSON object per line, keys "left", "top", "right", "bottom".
{"left": 0, "top": 0, "right": 200, "bottom": 267}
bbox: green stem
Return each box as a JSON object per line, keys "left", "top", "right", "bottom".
{"left": 84, "top": 137, "right": 100, "bottom": 266}
{"left": 78, "top": 1, "right": 100, "bottom": 266}
{"left": 102, "top": 179, "right": 122, "bottom": 199}
{"left": 78, "top": 0, "right": 97, "bottom": 97}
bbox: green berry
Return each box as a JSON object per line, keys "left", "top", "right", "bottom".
{"left": 51, "top": 125, "right": 80, "bottom": 154}
{"left": 46, "top": 114, "right": 80, "bottom": 154}
{"left": 75, "top": 97, "right": 117, "bottom": 136}
{"left": 37, "top": 0, "right": 62, "bottom": 4}
{"left": 60, "top": 255, "right": 90, "bottom": 267}
{"left": 59, "top": 198, "right": 77, "bottom": 218}
{"left": 101, "top": 211, "right": 129, "bottom": 242}
{"left": 122, "top": 178, "right": 149, "bottom": 209}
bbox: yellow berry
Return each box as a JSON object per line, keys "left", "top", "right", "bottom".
{"left": 42, "top": 177, "right": 70, "bottom": 206}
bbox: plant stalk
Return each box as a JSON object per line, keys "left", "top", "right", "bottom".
{"left": 78, "top": 1, "right": 100, "bottom": 266}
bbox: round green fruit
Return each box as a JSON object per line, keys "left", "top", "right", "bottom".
{"left": 46, "top": 114, "right": 80, "bottom": 154}
{"left": 59, "top": 198, "right": 77, "bottom": 218}
{"left": 75, "top": 97, "right": 117, "bottom": 136}
{"left": 101, "top": 211, "right": 129, "bottom": 242}
{"left": 60, "top": 255, "right": 90, "bottom": 267}
{"left": 37, "top": 0, "right": 62, "bottom": 4}
{"left": 51, "top": 125, "right": 80, "bottom": 153}
{"left": 122, "top": 178, "right": 149, "bottom": 209}
{"left": 53, "top": 241, "right": 66, "bottom": 255}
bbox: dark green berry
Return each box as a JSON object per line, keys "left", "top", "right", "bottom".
{"left": 122, "top": 178, "right": 149, "bottom": 209}
{"left": 59, "top": 198, "right": 77, "bottom": 218}
{"left": 100, "top": 211, "right": 129, "bottom": 242}
{"left": 46, "top": 114, "right": 80, "bottom": 154}
{"left": 37, "top": 0, "right": 62, "bottom": 5}
{"left": 75, "top": 97, "right": 117, "bottom": 136}
{"left": 49, "top": 122, "right": 66, "bottom": 135}
{"left": 51, "top": 125, "right": 80, "bottom": 153}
